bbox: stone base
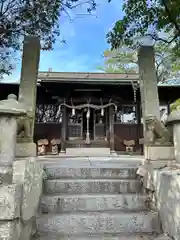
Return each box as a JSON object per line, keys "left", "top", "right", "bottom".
{"left": 152, "top": 166, "right": 180, "bottom": 239}
{"left": 110, "top": 150, "right": 117, "bottom": 156}
{"left": 19, "top": 220, "right": 33, "bottom": 240}
{"left": 16, "top": 142, "right": 36, "bottom": 157}
{"left": 66, "top": 148, "right": 111, "bottom": 156}
{"left": 144, "top": 145, "right": 174, "bottom": 161}
{"left": 0, "top": 184, "right": 22, "bottom": 220}
{"left": 0, "top": 219, "right": 22, "bottom": 240}
{"left": 13, "top": 158, "right": 43, "bottom": 222}
{"left": 59, "top": 150, "right": 66, "bottom": 153}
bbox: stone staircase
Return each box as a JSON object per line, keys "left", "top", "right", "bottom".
{"left": 33, "top": 157, "right": 161, "bottom": 239}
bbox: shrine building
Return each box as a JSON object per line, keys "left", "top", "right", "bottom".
{"left": 1, "top": 71, "right": 180, "bottom": 155}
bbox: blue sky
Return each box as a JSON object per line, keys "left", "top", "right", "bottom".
{"left": 4, "top": 0, "right": 123, "bottom": 82}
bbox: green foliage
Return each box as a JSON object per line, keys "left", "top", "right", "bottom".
{"left": 97, "top": 48, "right": 138, "bottom": 73}
{"left": 170, "top": 98, "right": 180, "bottom": 112}
{"left": 0, "top": 0, "right": 96, "bottom": 77}
{"left": 107, "top": 0, "right": 180, "bottom": 52}
{"left": 99, "top": 42, "right": 180, "bottom": 82}
{"left": 154, "top": 42, "right": 180, "bottom": 81}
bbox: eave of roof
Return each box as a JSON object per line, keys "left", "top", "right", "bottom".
{"left": 38, "top": 71, "right": 139, "bottom": 83}
{"left": 1, "top": 72, "right": 180, "bottom": 87}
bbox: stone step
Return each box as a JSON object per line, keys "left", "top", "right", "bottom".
{"left": 39, "top": 156, "right": 143, "bottom": 166}
{"left": 43, "top": 179, "right": 142, "bottom": 194}
{"left": 32, "top": 233, "right": 159, "bottom": 240}
{"left": 36, "top": 211, "right": 161, "bottom": 235}
{"left": 43, "top": 165, "right": 138, "bottom": 180}
{"left": 40, "top": 193, "right": 149, "bottom": 213}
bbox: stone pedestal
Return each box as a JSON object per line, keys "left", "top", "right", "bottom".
{"left": 144, "top": 145, "right": 174, "bottom": 162}
{"left": 167, "top": 110, "right": 180, "bottom": 162}
{"left": 16, "top": 142, "right": 36, "bottom": 158}
{"left": 142, "top": 115, "right": 174, "bottom": 163}
{"left": 0, "top": 94, "right": 26, "bottom": 183}
{"left": 18, "top": 36, "right": 40, "bottom": 157}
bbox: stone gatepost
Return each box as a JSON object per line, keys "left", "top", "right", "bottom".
{"left": 0, "top": 94, "right": 26, "bottom": 183}
{"left": 167, "top": 111, "right": 180, "bottom": 163}
{"left": 138, "top": 45, "right": 160, "bottom": 134}
{"left": 138, "top": 45, "right": 174, "bottom": 163}
{"left": 17, "top": 36, "right": 40, "bottom": 157}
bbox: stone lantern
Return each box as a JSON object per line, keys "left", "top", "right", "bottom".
{"left": 0, "top": 94, "right": 26, "bottom": 183}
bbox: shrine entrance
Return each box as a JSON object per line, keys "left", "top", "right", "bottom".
{"left": 63, "top": 102, "right": 116, "bottom": 150}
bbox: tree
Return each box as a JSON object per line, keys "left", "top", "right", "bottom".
{"left": 97, "top": 48, "right": 138, "bottom": 73}
{"left": 106, "top": 0, "right": 180, "bottom": 56}
{"left": 170, "top": 98, "right": 180, "bottom": 112}
{"left": 0, "top": 0, "right": 96, "bottom": 77}
{"left": 98, "top": 43, "right": 180, "bottom": 82}
{"left": 154, "top": 42, "right": 180, "bottom": 81}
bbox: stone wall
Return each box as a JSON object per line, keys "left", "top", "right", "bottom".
{"left": 0, "top": 158, "right": 43, "bottom": 240}
{"left": 151, "top": 167, "right": 180, "bottom": 240}
{"left": 138, "top": 162, "right": 180, "bottom": 240}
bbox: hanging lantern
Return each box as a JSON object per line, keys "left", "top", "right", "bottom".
{"left": 101, "top": 108, "right": 104, "bottom": 116}
{"left": 59, "top": 117, "right": 62, "bottom": 123}
{"left": 86, "top": 108, "right": 90, "bottom": 118}
{"left": 115, "top": 105, "right": 117, "bottom": 112}
{"left": 133, "top": 106, "right": 136, "bottom": 111}
{"left": 72, "top": 108, "right": 75, "bottom": 116}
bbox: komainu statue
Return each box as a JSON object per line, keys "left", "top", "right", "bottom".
{"left": 145, "top": 115, "right": 172, "bottom": 145}
{"left": 51, "top": 139, "right": 61, "bottom": 155}
{"left": 17, "top": 113, "right": 33, "bottom": 139}
{"left": 37, "top": 139, "right": 49, "bottom": 155}
{"left": 6, "top": 94, "right": 32, "bottom": 140}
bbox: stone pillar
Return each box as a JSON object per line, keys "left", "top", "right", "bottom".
{"left": 109, "top": 106, "right": 115, "bottom": 153}
{"left": 17, "top": 36, "right": 40, "bottom": 157}
{"left": 138, "top": 45, "right": 174, "bottom": 162}
{"left": 60, "top": 106, "right": 67, "bottom": 153}
{"left": 0, "top": 94, "right": 26, "bottom": 183}
{"left": 138, "top": 45, "right": 160, "bottom": 131}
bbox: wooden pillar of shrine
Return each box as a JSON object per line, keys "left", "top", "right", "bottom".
{"left": 105, "top": 108, "right": 109, "bottom": 141}
{"left": 109, "top": 106, "right": 115, "bottom": 152}
{"left": 61, "top": 106, "right": 67, "bottom": 152}
{"left": 136, "top": 100, "right": 142, "bottom": 153}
